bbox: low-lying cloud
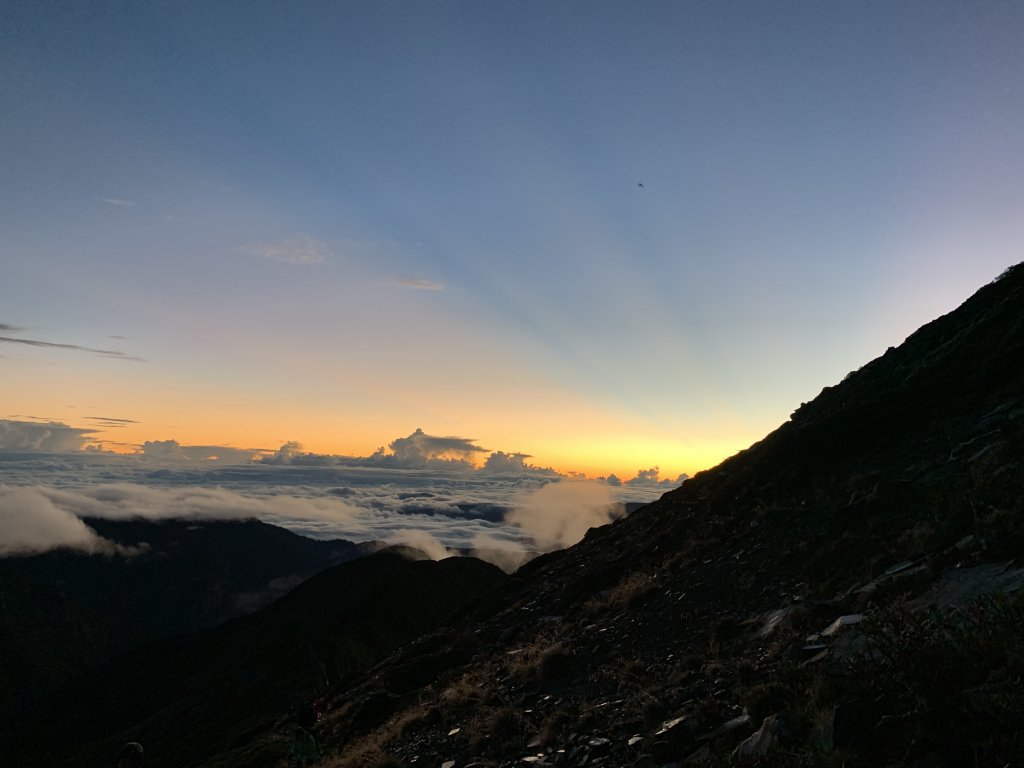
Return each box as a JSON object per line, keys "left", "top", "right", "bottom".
{"left": 387, "top": 529, "right": 454, "bottom": 560}
{"left": 506, "top": 480, "right": 624, "bottom": 553}
{"left": 0, "top": 486, "right": 136, "bottom": 556}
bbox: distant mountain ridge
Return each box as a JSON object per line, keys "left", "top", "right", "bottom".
{"left": 6, "top": 550, "right": 505, "bottom": 768}
{"left": 0, "top": 518, "right": 377, "bottom": 715}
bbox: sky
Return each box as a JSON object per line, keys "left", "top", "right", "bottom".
{"left": 2, "top": 0, "right": 1023, "bottom": 482}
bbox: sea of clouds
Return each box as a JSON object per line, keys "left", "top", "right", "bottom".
{"left": 0, "top": 419, "right": 687, "bottom": 569}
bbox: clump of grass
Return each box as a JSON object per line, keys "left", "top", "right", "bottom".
{"left": 607, "top": 570, "right": 660, "bottom": 607}
{"left": 536, "top": 642, "right": 573, "bottom": 681}
{"left": 709, "top": 617, "right": 744, "bottom": 658}
{"left": 744, "top": 682, "right": 794, "bottom": 725}
{"left": 467, "top": 705, "right": 528, "bottom": 756}
{"left": 507, "top": 640, "right": 574, "bottom": 683}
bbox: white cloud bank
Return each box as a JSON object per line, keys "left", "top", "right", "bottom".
{"left": 0, "top": 486, "right": 135, "bottom": 556}
{"left": 0, "top": 483, "right": 366, "bottom": 556}
{"left": 0, "top": 420, "right": 95, "bottom": 453}
{"left": 506, "top": 480, "right": 624, "bottom": 553}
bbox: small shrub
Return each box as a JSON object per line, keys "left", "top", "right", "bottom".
{"left": 744, "top": 682, "right": 793, "bottom": 724}
{"left": 709, "top": 617, "right": 744, "bottom": 658}
{"left": 536, "top": 642, "right": 573, "bottom": 681}
{"left": 607, "top": 570, "right": 659, "bottom": 607}
{"left": 468, "top": 705, "right": 528, "bottom": 755}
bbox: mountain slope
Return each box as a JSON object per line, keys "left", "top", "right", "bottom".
{"left": 308, "top": 263, "right": 1024, "bottom": 768}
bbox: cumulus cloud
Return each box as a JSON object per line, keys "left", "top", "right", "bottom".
{"left": 624, "top": 467, "right": 689, "bottom": 487}
{"left": 258, "top": 430, "right": 499, "bottom": 472}
{"left": 0, "top": 486, "right": 135, "bottom": 556}
{"left": 259, "top": 441, "right": 337, "bottom": 466}
{"left": 139, "top": 439, "right": 260, "bottom": 464}
{"left": 505, "top": 480, "right": 624, "bottom": 553}
{"left": 0, "top": 419, "right": 95, "bottom": 452}
{"left": 389, "top": 428, "right": 486, "bottom": 463}
{"left": 393, "top": 277, "right": 444, "bottom": 291}
{"left": 481, "top": 451, "right": 559, "bottom": 477}
{"left": 244, "top": 235, "right": 331, "bottom": 264}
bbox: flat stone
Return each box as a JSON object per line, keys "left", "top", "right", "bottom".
{"left": 732, "top": 714, "right": 782, "bottom": 756}
{"left": 655, "top": 715, "right": 688, "bottom": 735}
{"left": 821, "top": 614, "right": 865, "bottom": 636}
{"left": 909, "top": 562, "right": 1024, "bottom": 609}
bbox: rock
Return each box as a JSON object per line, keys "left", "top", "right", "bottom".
{"left": 759, "top": 607, "right": 791, "bottom": 637}
{"left": 655, "top": 715, "right": 688, "bottom": 735}
{"left": 799, "top": 649, "right": 829, "bottom": 667}
{"left": 909, "top": 562, "right": 1024, "bottom": 609}
{"left": 704, "top": 713, "right": 750, "bottom": 740}
{"left": 884, "top": 560, "right": 916, "bottom": 576}
{"left": 821, "top": 614, "right": 865, "bottom": 636}
{"left": 684, "top": 744, "right": 709, "bottom": 763}
{"left": 732, "top": 714, "right": 784, "bottom": 756}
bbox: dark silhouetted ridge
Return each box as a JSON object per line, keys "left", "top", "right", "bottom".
{"left": 301, "top": 263, "right": 1024, "bottom": 768}
{"left": 7, "top": 550, "right": 504, "bottom": 767}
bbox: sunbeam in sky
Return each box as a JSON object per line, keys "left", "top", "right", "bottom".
{"left": 2, "top": 1, "right": 1022, "bottom": 479}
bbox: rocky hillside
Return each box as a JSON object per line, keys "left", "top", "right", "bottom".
{"left": 297, "top": 263, "right": 1024, "bottom": 768}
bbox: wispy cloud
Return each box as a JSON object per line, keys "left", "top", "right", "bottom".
{"left": 99, "top": 197, "right": 138, "bottom": 207}
{"left": 0, "top": 335, "right": 144, "bottom": 362}
{"left": 243, "top": 235, "right": 332, "bottom": 265}
{"left": 0, "top": 323, "right": 25, "bottom": 332}
{"left": 393, "top": 277, "right": 444, "bottom": 291}
{"left": 83, "top": 416, "right": 140, "bottom": 429}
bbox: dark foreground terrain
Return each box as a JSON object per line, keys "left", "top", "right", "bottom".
{"left": 5, "top": 263, "right": 1024, "bottom": 767}
{"left": 309, "top": 263, "right": 1024, "bottom": 768}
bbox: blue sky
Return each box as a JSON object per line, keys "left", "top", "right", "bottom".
{"left": 2, "top": 0, "right": 1022, "bottom": 477}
